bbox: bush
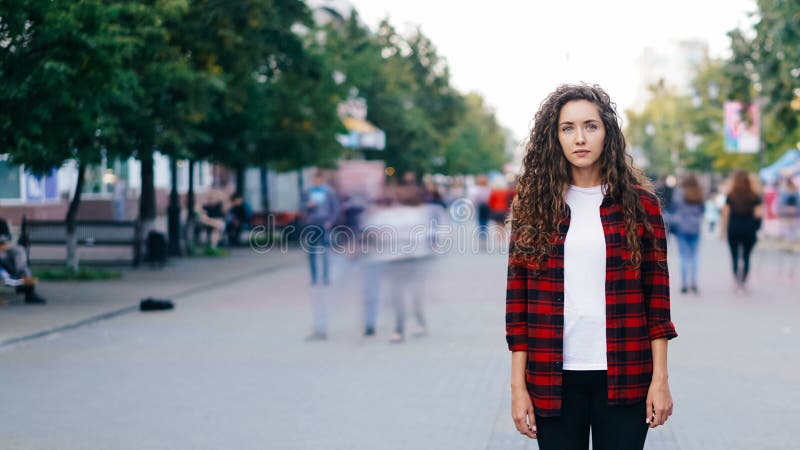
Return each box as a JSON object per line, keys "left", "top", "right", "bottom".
{"left": 34, "top": 267, "right": 123, "bottom": 281}
{"left": 203, "top": 247, "right": 228, "bottom": 257}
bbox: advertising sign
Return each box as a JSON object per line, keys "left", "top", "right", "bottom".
{"left": 724, "top": 101, "right": 760, "bottom": 154}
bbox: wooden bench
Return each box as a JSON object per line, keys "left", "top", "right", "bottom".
{"left": 20, "top": 218, "right": 142, "bottom": 266}
{"left": 250, "top": 212, "right": 301, "bottom": 242}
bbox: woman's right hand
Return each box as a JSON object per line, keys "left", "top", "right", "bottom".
{"left": 511, "top": 387, "right": 537, "bottom": 439}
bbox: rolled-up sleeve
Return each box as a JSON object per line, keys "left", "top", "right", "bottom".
{"left": 641, "top": 195, "right": 678, "bottom": 341}
{"left": 506, "top": 228, "right": 528, "bottom": 351}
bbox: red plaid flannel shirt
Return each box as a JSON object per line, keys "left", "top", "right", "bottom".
{"left": 506, "top": 189, "right": 677, "bottom": 417}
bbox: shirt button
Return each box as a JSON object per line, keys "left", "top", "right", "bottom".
{"left": 554, "top": 361, "right": 562, "bottom": 369}
{"left": 554, "top": 297, "right": 563, "bottom": 302}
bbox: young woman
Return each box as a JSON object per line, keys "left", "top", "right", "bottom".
{"left": 671, "top": 174, "right": 705, "bottom": 294}
{"left": 506, "top": 84, "right": 677, "bottom": 450}
{"left": 720, "top": 170, "right": 763, "bottom": 293}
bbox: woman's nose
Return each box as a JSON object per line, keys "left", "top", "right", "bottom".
{"left": 576, "top": 128, "right": 586, "bottom": 144}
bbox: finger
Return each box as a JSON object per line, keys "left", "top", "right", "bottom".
{"left": 645, "top": 400, "right": 654, "bottom": 424}
{"left": 513, "top": 412, "right": 528, "bottom": 436}
{"left": 651, "top": 406, "right": 663, "bottom": 428}
{"left": 525, "top": 409, "right": 538, "bottom": 439}
{"left": 527, "top": 409, "right": 537, "bottom": 433}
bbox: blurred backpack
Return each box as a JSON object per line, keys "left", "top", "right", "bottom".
{"left": 145, "top": 230, "right": 167, "bottom": 267}
{"left": 140, "top": 297, "right": 174, "bottom": 311}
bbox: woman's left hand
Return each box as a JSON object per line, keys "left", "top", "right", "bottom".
{"left": 645, "top": 380, "right": 673, "bottom": 428}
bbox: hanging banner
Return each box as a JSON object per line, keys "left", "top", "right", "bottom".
{"left": 724, "top": 101, "right": 760, "bottom": 154}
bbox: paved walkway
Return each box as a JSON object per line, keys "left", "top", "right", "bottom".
{"left": 0, "top": 246, "right": 305, "bottom": 347}
{"left": 0, "top": 234, "right": 797, "bottom": 449}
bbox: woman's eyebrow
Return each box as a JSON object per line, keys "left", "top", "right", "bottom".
{"left": 559, "top": 119, "right": 600, "bottom": 125}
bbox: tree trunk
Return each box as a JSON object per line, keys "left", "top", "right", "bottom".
{"left": 259, "top": 164, "right": 270, "bottom": 216}
{"left": 65, "top": 161, "right": 86, "bottom": 272}
{"left": 185, "top": 160, "right": 197, "bottom": 255}
{"left": 167, "top": 155, "right": 181, "bottom": 256}
{"left": 187, "top": 160, "right": 196, "bottom": 220}
{"left": 235, "top": 165, "right": 246, "bottom": 197}
{"left": 139, "top": 148, "right": 157, "bottom": 236}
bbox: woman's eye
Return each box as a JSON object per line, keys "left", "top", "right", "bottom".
{"left": 587, "top": 123, "right": 598, "bottom": 130}
{"left": 561, "top": 126, "right": 573, "bottom": 132}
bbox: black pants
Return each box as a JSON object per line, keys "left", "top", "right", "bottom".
{"left": 535, "top": 370, "right": 648, "bottom": 450}
{"left": 727, "top": 232, "right": 756, "bottom": 283}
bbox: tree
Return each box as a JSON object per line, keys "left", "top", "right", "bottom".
{"left": 0, "top": 0, "right": 142, "bottom": 270}
{"left": 321, "top": 15, "right": 463, "bottom": 176}
{"left": 725, "top": 0, "right": 800, "bottom": 164}
{"left": 625, "top": 81, "right": 691, "bottom": 175}
{"left": 107, "top": 0, "right": 217, "bottom": 252}
{"left": 180, "top": 0, "right": 340, "bottom": 192}
{"left": 443, "top": 93, "right": 507, "bottom": 174}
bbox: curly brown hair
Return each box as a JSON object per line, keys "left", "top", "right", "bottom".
{"left": 510, "top": 83, "right": 656, "bottom": 268}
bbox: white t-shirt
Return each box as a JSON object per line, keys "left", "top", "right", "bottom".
{"left": 563, "top": 185, "right": 608, "bottom": 370}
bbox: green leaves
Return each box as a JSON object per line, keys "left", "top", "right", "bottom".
{"left": 320, "top": 13, "right": 505, "bottom": 177}
{"left": 628, "top": 0, "right": 800, "bottom": 174}
{"left": 1, "top": 0, "right": 508, "bottom": 183}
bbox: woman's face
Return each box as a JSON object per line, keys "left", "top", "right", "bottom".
{"left": 557, "top": 99, "right": 606, "bottom": 173}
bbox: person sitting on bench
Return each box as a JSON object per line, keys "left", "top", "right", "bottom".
{"left": 226, "top": 193, "right": 252, "bottom": 246}
{"left": 195, "top": 192, "right": 226, "bottom": 248}
{"left": 0, "top": 218, "right": 47, "bottom": 305}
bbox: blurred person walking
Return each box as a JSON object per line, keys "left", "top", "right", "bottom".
{"left": 300, "top": 171, "right": 340, "bottom": 341}
{"left": 776, "top": 176, "right": 799, "bottom": 244}
{"left": 359, "top": 189, "right": 434, "bottom": 343}
{"left": 385, "top": 190, "right": 434, "bottom": 343}
{"left": 112, "top": 177, "right": 128, "bottom": 221}
{"left": 671, "top": 174, "right": 705, "bottom": 294}
{"left": 775, "top": 176, "right": 799, "bottom": 278}
{"left": 506, "top": 84, "right": 677, "bottom": 450}
{"left": 472, "top": 175, "right": 492, "bottom": 248}
{"left": 720, "top": 170, "right": 763, "bottom": 294}
{"left": 488, "top": 178, "right": 510, "bottom": 246}
{"left": 704, "top": 189, "right": 723, "bottom": 233}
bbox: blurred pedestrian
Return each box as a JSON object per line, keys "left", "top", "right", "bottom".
{"left": 506, "top": 84, "right": 677, "bottom": 450}
{"left": 300, "top": 171, "right": 340, "bottom": 341}
{"left": 654, "top": 174, "right": 676, "bottom": 212}
{"left": 112, "top": 177, "right": 127, "bottom": 221}
{"left": 393, "top": 171, "right": 423, "bottom": 206}
{"left": 776, "top": 176, "right": 799, "bottom": 245}
{"left": 671, "top": 174, "right": 705, "bottom": 294}
{"left": 488, "top": 178, "right": 510, "bottom": 246}
{"left": 720, "top": 170, "right": 763, "bottom": 294}
{"left": 423, "top": 179, "right": 446, "bottom": 209}
{"left": 472, "top": 175, "right": 492, "bottom": 248}
{"left": 703, "top": 189, "right": 722, "bottom": 233}
{"left": 359, "top": 184, "right": 435, "bottom": 342}
{"left": 446, "top": 176, "right": 467, "bottom": 205}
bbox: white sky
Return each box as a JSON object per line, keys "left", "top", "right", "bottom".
{"left": 348, "top": 0, "right": 757, "bottom": 140}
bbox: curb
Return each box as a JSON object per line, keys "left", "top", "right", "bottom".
{"left": 0, "top": 261, "right": 295, "bottom": 351}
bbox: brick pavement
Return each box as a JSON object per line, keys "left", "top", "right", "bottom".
{"left": 0, "top": 235, "right": 797, "bottom": 449}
